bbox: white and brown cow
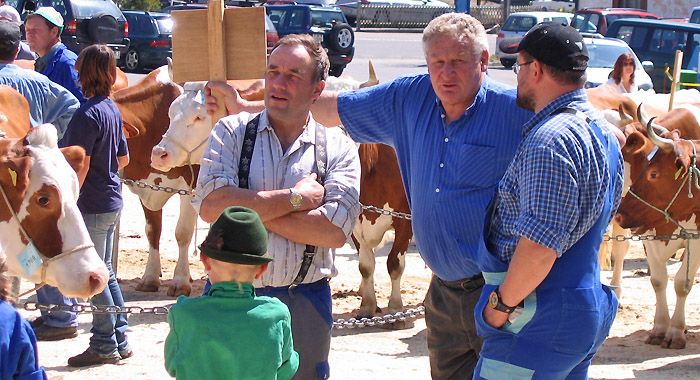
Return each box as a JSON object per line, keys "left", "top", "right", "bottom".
{"left": 615, "top": 108, "right": 700, "bottom": 349}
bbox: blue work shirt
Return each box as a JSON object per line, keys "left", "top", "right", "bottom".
{"left": 38, "top": 43, "right": 86, "bottom": 104}
{"left": 338, "top": 74, "right": 533, "bottom": 281}
{"left": 0, "top": 63, "right": 79, "bottom": 139}
{"left": 486, "top": 89, "right": 624, "bottom": 264}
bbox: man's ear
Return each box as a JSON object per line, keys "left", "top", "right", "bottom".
{"left": 255, "top": 262, "right": 269, "bottom": 279}
{"left": 200, "top": 252, "right": 212, "bottom": 271}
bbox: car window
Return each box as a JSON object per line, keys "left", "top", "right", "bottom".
{"left": 649, "top": 29, "right": 687, "bottom": 54}
{"left": 154, "top": 16, "right": 173, "bottom": 34}
{"left": 613, "top": 25, "right": 649, "bottom": 50}
{"left": 606, "top": 14, "right": 640, "bottom": 26}
{"left": 267, "top": 9, "right": 284, "bottom": 27}
{"left": 692, "top": 10, "right": 700, "bottom": 24}
{"left": 551, "top": 17, "right": 570, "bottom": 24}
{"left": 21, "top": 0, "right": 69, "bottom": 20}
{"left": 287, "top": 9, "right": 306, "bottom": 29}
{"left": 70, "top": 0, "right": 123, "bottom": 19}
{"left": 573, "top": 14, "right": 598, "bottom": 33}
{"left": 311, "top": 10, "right": 344, "bottom": 27}
{"left": 138, "top": 15, "right": 155, "bottom": 35}
{"left": 503, "top": 16, "right": 536, "bottom": 32}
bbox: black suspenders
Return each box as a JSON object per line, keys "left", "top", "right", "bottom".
{"left": 237, "top": 114, "right": 327, "bottom": 290}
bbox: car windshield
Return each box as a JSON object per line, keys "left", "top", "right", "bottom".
{"left": 586, "top": 43, "right": 633, "bottom": 69}
{"left": 311, "top": 10, "right": 344, "bottom": 27}
{"left": 503, "top": 16, "right": 536, "bottom": 32}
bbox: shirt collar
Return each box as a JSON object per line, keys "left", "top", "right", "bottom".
{"left": 35, "top": 42, "right": 60, "bottom": 69}
{"left": 260, "top": 110, "right": 317, "bottom": 146}
{"left": 521, "top": 88, "right": 588, "bottom": 136}
{"left": 205, "top": 281, "right": 256, "bottom": 298}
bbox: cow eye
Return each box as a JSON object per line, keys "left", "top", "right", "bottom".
{"left": 37, "top": 196, "right": 49, "bottom": 206}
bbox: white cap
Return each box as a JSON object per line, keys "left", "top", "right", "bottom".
{"left": 0, "top": 5, "right": 21, "bottom": 25}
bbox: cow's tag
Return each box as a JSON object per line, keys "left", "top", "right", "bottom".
{"left": 675, "top": 167, "right": 683, "bottom": 180}
{"left": 194, "top": 90, "right": 206, "bottom": 105}
{"left": 7, "top": 168, "right": 16, "bottom": 186}
{"left": 18, "top": 242, "right": 43, "bottom": 277}
{"left": 646, "top": 146, "right": 659, "bottom": 162}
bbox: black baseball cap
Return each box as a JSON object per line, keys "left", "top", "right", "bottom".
{"left": 517, "top": 21, "right": 588, "bottom": 72}
{"left": 0, "top": 20, "right": 19, "bottom": 47}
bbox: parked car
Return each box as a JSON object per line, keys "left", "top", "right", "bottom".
{"left": 265, "top": 4, "right": 354, "bottom": 76}
{"left": 531, "top": 0, "right": 574, "bottom": 12}
{"left": 334, "top": 0, "right": 449, "bottom": 26}
{"left": 10, "top": 0, "right": 130, "bottom": 59}
{"left": 495, "top": 11, "right": 573, "bottom": 68}
{"left": 160, "top": 3, "right": 279, "bottom": 55}
{"left": 582, "top": 36, "right": 653, "bottom": 91}
{"left": 606, "top": 18, "right": 700, "bottom": 92}
{"left": 120, "top": 10, "right": 171, "bottom": 72}
{"left": 571, "top": 8, "right": 659, "bottom": 36}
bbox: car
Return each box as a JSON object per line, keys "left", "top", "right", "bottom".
{"left": 581, "top": 36, "right": 654, "bottom": 91}
{"left": 120, "top": 10, "right": 172, "bottom": 73}
{"left": 571, "top": 8, "right": 659, "bottom": 36}
{"left": 10, "top": 0, "right": 130, "bottom": 59}
{"left": 265, "top": 4, "right": 354, "bottom": 76}
{"left": 161, "top": 3, "right": 279, "bottom": 55}
{"left": 606, "top": 18, "right": 700, "bottom": 92}
{"left": 334, "top": 0, "right": 449, "bottom": 26}
{"left": 531, "top": 0, "right": 574, "bottom": 12}
{"left": 495, "top": 11, "right": 574, "bottom": 68}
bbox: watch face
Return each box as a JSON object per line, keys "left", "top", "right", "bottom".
{"left": 489, "top": 291, "right": 498, "bottom": 308}
{"left": 291, "top": 194, "right": 302, "bottom": 206}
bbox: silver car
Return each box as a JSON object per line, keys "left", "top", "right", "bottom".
{"left": 582, "top": 36, "right": 654, "bottom": 91}
{"left": 495, "top": 11, "right": 574, "bottom": 68}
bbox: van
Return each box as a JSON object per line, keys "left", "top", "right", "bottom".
{"left": 606, "top": 18, "right": 700, "bottom": 92}
{"left": 572, "top": 8, "right": 659, "bottom": 36}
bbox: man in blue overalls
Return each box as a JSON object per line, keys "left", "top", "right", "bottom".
{"left": 473, "top": 22, "right": 623, "bottom": 379}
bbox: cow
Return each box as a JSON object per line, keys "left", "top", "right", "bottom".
{"left": 615, "top": 109, "right": 700, "bottom": 349}
{"left": 0, "top": 117, "right": 109, "bottom": 299}
{"left": 151, "top": 63, "right": 417, "bottom": 324}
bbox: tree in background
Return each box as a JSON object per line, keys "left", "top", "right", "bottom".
{"left": 118, "top": 0, "right": 162, "bottom": 11}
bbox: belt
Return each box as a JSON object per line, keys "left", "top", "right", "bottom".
{"left": 437, "top": 273, "right": 485, "bottom": 291}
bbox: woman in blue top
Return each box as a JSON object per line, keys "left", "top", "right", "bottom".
{"left": 59, "top": 44, "right": 132, "bottom": 367}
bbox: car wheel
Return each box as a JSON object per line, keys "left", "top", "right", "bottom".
{"left": 88, "top": 12, "right": 120, "bottom": 43}
{"left": 327, "top": 23, "right": 354, "bottom": 55}
{"left": 330, "top": 64, "right": 345, "bottom": 77}
{"left": 500, "top": 58, "right": 515, "bottom": 69}
{"left": 125, "top": 48, "right": 142, "bottom": 73}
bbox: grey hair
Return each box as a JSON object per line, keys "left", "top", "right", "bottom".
{"left": 422, "top": 13, "right": 488, "bottom": 63}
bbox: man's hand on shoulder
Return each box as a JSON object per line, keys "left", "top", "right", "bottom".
{"left": 294, "top": 173, "right": 324, "bottom": 211}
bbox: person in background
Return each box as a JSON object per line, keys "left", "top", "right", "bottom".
{"left": 0, "top": 5, "right": 34, "bottom": 61}
{"left": 25, "top": 6, "right": 85, "bottom": 103}
{"left": 606, "top": 53, "right": 637, "bottom": 93}
{"left": 59, "top": 44, "right": 131, "bottom": 367}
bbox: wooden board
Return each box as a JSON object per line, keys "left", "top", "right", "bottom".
{"left": 171, "top": 7, "right": 267, "bottom": 83}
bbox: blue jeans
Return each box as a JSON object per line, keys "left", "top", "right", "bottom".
{"left": 36, "top": 285, "right": 77, "bottom": 327}
{"left": 83, "top": 211, "right": 130, "bottom": 356}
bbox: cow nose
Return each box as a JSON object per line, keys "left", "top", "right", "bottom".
{"left": 151, "top": 147, "right": 169, "bottom": 166}
{"left": 88, "top": 270, "right": 109, "bottom": 296}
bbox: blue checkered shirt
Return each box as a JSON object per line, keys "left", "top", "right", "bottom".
{"left": 487, "top": 90, "right": 624, "bottom": 263}
{"left": 338, "top": 74, "right": 533, "bottom": 281}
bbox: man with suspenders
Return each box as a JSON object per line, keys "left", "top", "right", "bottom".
{"left": 473, "top": 23, "right": 624, "bottom": 379}
{"left": 193, "top": 34, "right": 361, "bottom": 380}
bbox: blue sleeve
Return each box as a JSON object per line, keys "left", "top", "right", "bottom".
{"left": 51, "top": 61, "right": 86, "bottom": 104}
{"left": 60, "top": 108, "right": 98, "bottom": 155}
{"left": 44, "top": 82, "right": 80, "bottom": 140}
{"left": 7, "top": 315, "right": 47, "bottom": 380}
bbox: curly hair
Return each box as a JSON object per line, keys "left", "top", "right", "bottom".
{"left": 422, "top": 13, "right": 488, "bottom": 64}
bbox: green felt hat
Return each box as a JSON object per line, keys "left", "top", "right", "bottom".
{"left": 199, "top": 206, "right": 272, "bottom": 265}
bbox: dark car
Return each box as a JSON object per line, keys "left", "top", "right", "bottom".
{"left": 9, "top": 0, "right": 129, "bottom": 59}
{"left": 571, "top": 8, "right": 659, "bottom": 36}
{"left": 265, "top": 4, "right": 354, "bottom": 76}
{"left": 120, "top": 10, "right": 172, "bottom": 72}
{"left": 161, "top": 3, "right": 279, "bottom": 55}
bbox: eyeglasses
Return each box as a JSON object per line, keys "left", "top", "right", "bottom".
{"left": 513, "top": 61, "right": 534, "bottom": 74}
{"left": 622, "top": 61, "right": 635, "bottom": 67}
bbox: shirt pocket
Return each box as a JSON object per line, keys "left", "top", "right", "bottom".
{"left": 446, "top": 143, "right": 499, "bottom": 189}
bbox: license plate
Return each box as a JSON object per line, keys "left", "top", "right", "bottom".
{"left": 113, "top": 50, "right": 120, "bottom": 59}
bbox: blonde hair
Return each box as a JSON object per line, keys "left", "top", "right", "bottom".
{"left": 422, "top": 13, "right": 488, "bottom": 63}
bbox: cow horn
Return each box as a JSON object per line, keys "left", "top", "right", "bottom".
{"left": 646, "top": 116, "right": 674, "bottom": 151}
{"left": 359, "top": 60, "right": 378, "bottom": 88}
{"left": 637, "top": 103, "right": 668, "bottom": 135}
{"left": 618, "top": 104, "right": 632, "bottom": 126}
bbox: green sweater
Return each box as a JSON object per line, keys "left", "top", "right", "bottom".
{"left": 165, "top": 282, "right": 298, "bottom": 380}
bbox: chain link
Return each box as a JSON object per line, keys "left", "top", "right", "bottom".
{"left": 22, "top": 301, "right": 169, "bottom": 315}
{"left": 333, "top": 305, "right": 425, "bottom": 329}
{"left": 603, "top": 230, "right": 700, "bottom": 242}
{"left": 120, "top": 178, "right": 193, "bottom": 196}
{"left": 360, "top": 204, "right": 412, "bottom": 220}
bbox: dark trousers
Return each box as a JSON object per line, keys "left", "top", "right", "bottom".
{"left": 425, "top": 274, "right": 485, "bottom": 380}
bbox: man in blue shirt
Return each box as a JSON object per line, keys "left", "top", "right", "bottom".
{"left": 205, "top": 14, "right": 533, "bottom": 379}
{"left": 25, "top": 7, "right": 85, "bottom": 103}
{"left": 0, "top": 20, "right": 78, "bottom": 138}
{"left": 473, "top": 23, "right": 623, "bottom": 379}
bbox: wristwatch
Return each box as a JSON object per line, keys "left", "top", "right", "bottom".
{"left": 488, "top": 288, "right": 518, "bottom": 314}
{"left": 289, "top": 188, "right": 302, "bottom": 210}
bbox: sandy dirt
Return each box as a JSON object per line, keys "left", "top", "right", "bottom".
{"left": 14, "top": 189, "right": 700, "bottom": 379}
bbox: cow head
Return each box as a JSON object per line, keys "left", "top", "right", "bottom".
{"left": 0, "top": 124, "right": 108, "bottom": 298}
{"left": 615, "top": 119, "right": 700, "bottom": 233}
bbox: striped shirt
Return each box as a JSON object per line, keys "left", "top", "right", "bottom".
{"left": 338, "top": 74, "right": 534, "bottom": 281}
{"left": 487, "top": 89, "right": 624, "bottom": 263}
{"left": 193, "top": 111, "right": 361, "bottom": 287}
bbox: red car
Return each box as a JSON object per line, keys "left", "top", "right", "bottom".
{"left": 571, "top": 8, "right": 659, "bottom": 35}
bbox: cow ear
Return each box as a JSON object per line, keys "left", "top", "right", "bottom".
{"left": 59, "top": 146, "right": 86, "bottom": 174}
{"left": 123, "top": 122, "right": 139, "bottom": 138}
{"left": 624, "top": 132, "right": 646, "bottom": 154}
{"left": 0, "top": 155, "right": 31, "bottom": 195}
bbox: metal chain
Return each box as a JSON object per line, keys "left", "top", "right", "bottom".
{"left": 333, "top": 305, "right": 425, "bottom": 329}
{"left": 120, "top": 178, "right": 193, "bottom": 196}
{"left": 22, "top": 301, "right": 169, "bottom": 315}
{"left": 360, "top": 203, "right": 412, "bottom": 220}
{"left": 603, "top": 230, "right": 700, "bottom": 242}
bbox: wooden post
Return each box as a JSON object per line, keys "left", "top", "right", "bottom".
{"left": 207, "top": 0, "right": 227, "bottom": 124}
{"left": 669, "top": 49, "right": 683, "bottom": 112}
